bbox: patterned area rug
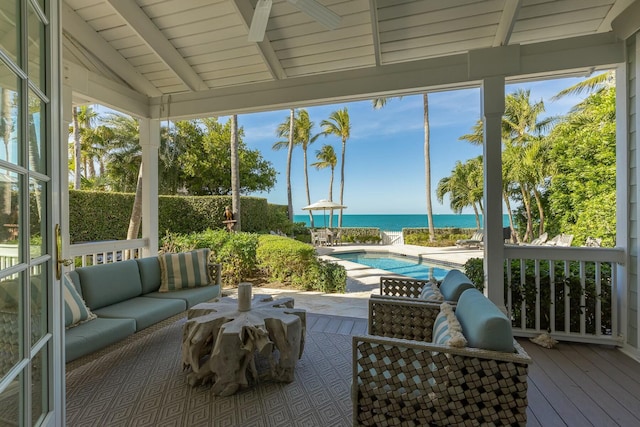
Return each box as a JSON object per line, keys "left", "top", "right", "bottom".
{"left": 65, "top": 318, "right": 353, "bottom": 427}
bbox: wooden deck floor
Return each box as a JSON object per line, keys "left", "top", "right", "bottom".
{"left": 309, "top": 313, "right": 640, "bottom": 427}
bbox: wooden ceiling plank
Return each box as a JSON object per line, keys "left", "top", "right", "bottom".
{"left": 62, "top": 2, "right": 161, "bottom": 97}
{"left": 106, "top": 0, "right": 209, "bottom": 91}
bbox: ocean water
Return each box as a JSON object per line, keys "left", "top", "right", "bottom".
{"left": 293, "top": 214, "right": 509, "bottom": 232}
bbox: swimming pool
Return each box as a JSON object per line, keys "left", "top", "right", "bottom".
{"left": 332, "top": 252, "right": 451, "bottom": 281}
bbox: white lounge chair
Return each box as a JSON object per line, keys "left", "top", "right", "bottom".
{"left": 455, "top": 230, "right": 484, "bottom": 248}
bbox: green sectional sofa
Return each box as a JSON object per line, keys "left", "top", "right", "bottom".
{"left": 64, "top": 255, "right": 221, "bottom": 362}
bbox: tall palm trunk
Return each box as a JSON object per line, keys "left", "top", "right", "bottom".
{"left": 424, "top": 94, "right": 435, "bottom": 242}
{"left": 1, "top": 88, "right": 12, "bottom": 215}
{"left": 303, "top": 147, "right": 314, "bottom": 227}
{"left": 286, "top": 109, "right": 294, "bottom": 220}
{"left": 72, "top": 106, "right": 82, "bottom": 189}
{"left": 230, "top": 115, "right": 241, "bottom": 231}
{"left": 472, "top": 203, "right": 480, "bottom": 229}
{"left": 503, "top": 192, "right": 518, "bottom": 243}
{"left": 532, "top": 187, "right": 545, "bottom": 235}
{"left": 127, "top": 163, "right": 143, "bottom": 240}
{"left": 338, "top": 137, "right": 346, "bottom": 227}
{"left": 519, "top": 184, "right": 533, "bottom": 242}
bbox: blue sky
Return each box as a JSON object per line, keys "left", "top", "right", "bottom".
{"left": 221, "top": 76, "right": 589, "bottom": 215}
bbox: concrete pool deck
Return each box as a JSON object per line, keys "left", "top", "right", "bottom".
{"left": 246, "top": 244, "right": 484, "bottom": 319}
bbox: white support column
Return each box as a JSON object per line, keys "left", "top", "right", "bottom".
{"left": 139, "top": 118, "right": 160, "bottom": 257}
{"left": 481, "top": 76, "right": 506, "bottom": 312}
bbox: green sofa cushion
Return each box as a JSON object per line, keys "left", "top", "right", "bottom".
{"left": 77, "top": 260, "right": 143, "bottom": 310}
{"left": 63, "top": 273, "right": 96, "bottom": 328}
{"left": 455, "top": 288, "right": 514, "bottom": 353}
{"left": 65, "top": 317, "right": 136, "bottom": 362}
{"left": 145, "top": 284, "right": 220, "bottom": 309}
{"left": 439, "top": 269, "right": 475, "bottom": 301}
{"left": 92, "top": 296, "right": 186, "bottom": 331}
{"left": 136, "top": 257, "right": 162, "bottom": 294}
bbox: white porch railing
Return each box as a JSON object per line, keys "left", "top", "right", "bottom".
{"left": 381, "top": 231, "right": 404, "bottom": 245}
{"left": 68, "top": 238, "right": 149, "bottom": 268}
{"left": 503, "top": 245, "right": 625, "bottom": 345}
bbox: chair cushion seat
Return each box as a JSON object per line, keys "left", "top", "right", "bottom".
{"left": 92, "top": 296, "right": 186, "bottom": 331}
{"left": 145, "top": 285, "right": 220, "bottom": 309}
{"left": 65, "top": 317, "right": 136, "bottom": 362}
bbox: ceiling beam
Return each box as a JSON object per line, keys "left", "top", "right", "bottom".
{"left": 149, "top": 32, "right": 623, "bottom": 120}
{"left": 231, "top": 0, "right": 286, "bottom": 80}
{"left": 368, "top": 0, "right": 382, "bottom": 66}
{"left": 611, "top": 0, "right": 640, "bottom": 39}
{"left": 64, "top": 60, "right": 150, "bottom": 118}
{"left": 62, "top": 3, "right": 161, "bottom": 97}
{"left": 599, "top": 0, "right": 636, "bottom": 32}
{"left": 493, "top": 0, "right": 521, "bottom": 47}
{"left": 105, "top": 0, "right": 209, "bottom": 92}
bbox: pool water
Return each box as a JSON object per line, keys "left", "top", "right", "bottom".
{"left": 332, "top": 252, "right": 450, "bottom": 281}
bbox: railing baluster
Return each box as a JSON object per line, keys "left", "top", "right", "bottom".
{"left": 564, "top": 261, "right": 570, "bottom": 334}
{"left": 595, "top": 262, "right": 602, "bottom": 337}
{"left": 549, "top": 259, "right": 555, "bottom": 334}
{"left": 520, "top": 260, "right": 526, "bottom": 330}
{"left": 580, "top": 261, "right": 586, "bottom": 336}
{"left": 535, "top": 259, "right": 540, "bottom": 331}
{"left": 506, "top": 259, "right": 513, "bottom": 321}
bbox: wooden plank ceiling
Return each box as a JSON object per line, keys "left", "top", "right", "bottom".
{"left": 61, "top": 0, "right": 627, "bottom": 100}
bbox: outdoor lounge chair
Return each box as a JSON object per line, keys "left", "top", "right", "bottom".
{"left": 545, "top": 233, "right": 574, "bottom": 247}
{"left": 455, "top": 229, "right": 483, "bottom": 248}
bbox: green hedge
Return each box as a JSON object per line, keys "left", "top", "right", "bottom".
{"left": 257, "top": 235, "right": 346, "bottom": 293}
{"left": 464, "top": 257, "right": 612, "bottom": 335}
{"left": 403, "top": 227, "right": 476, "bottom": 247}
{"left": 334, "top": 227, "right": 381, "bottom": 244}
{"left": 69, "top": 190, "right": 290, "bottom": 243}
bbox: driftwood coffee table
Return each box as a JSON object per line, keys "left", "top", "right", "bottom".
{"left": 181, "top": 294, "right": 306, "bottom": 396}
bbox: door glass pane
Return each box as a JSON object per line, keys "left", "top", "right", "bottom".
{"left": 29, "top": 178, "right": 45, "bottom": 259}
{"left": 0, "top": 370, "right": 22, "bottom": 424}
{"left": 30, "top": 266, "right": 46, "bottom": 345}
{"left": 28, "top": 2, "right": 45, "bottom": 93}
{"left": 28, "top": 91, "right": 45, "bottom": 174}
{"left": 0, "top": 168, "right": 20, "bottom": 260}
{"left": 0, "top": 271, "right": 22, "bottom": 380}
{"left": 32, "top": 345, "right": 48, "bottom": 426}
{"left": 0, "top": 0, "right": 19, "bottom": 65}
{"left": 0, "top": 62, "right": 20, "bottom": 166}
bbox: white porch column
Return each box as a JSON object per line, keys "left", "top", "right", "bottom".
{"left": 481, "top": 76, "right": 506, "bottom": 311}
{"left": 139, "top": 118, "right": 160, "bottom": 257}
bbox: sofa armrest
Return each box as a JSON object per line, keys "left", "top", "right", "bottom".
{"left": 368, "top": 296, "right": 441, "bottom": 342}
{"left": 207, "top": 263, "right": 222, "bottom": 286}
{"left": 352, "top": 334, "right": 531, "bottom": 426}
{"left": 379, "top": 276, "right": 431, "bottom": 298}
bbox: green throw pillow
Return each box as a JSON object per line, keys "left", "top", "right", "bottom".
{"left": 158, "top": 249, "right": 211, "bottom": 292}
{"left": 63, "top": 273, "right": 96, "bottom": 328}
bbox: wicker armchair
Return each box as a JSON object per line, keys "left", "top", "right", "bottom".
{"left": 353, "top": 292, "right": 532, "bottom": 426}
{"left": 376, "top": 269, "right": 475, "bottom": 305}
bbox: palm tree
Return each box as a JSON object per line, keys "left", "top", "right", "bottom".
{"left": 273, "top": 109, "right": 296, "bottom": 220}
{"left": 1, "top": 88, "right": 14, "bottom": 216}
{"left": 552, "top": 71, "right": 615, "bottom": 100}
{"left": 230, "top": 114, "right": 241, "bottom": 231}
{"left": 71, "top": 106, "right": 98, "bottom": 189}
{"left": 311, "top": 144, "right": 337, "bottom": 200}
{"left": 321, "top": 108, "right": 350, "bottom": 227}
{"left": 294, "top": 109, "right": 319, "bottom": 228}
{"left": 423, "top": 93, "right": 435, "bottom": 242}
{"left": 436, "top": 157, "right": 484, "bottom": 228}
{"left": 310, "top": 144, "right": 337, "bottom": 226}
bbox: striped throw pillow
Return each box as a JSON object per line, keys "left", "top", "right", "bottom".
{"left": 432, "top": 302, "right": 467, "bottom": 347}
{"left": 158, "top": 249, "right": 211, "bottom": 292}
{"left": 63, "top": 273, "right": 96, "bottom": 328}
{"left": 419, "top": 281, "right": 444, "bottom": 302}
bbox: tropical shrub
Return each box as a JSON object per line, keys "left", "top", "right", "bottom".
{"left": 338, "top": 228, "right": 381, "bottom": 244}
{"left": 161, "top": 229, "right": 258, "bottom": 287}
{"left": 256, "top": 235, "right": 346, "bottom": 293}
{"left": 404, "top": 227, "right": 474, "bottom": 247}
{"left": 464, "top": 257, "right": 612, "bottom": 335}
